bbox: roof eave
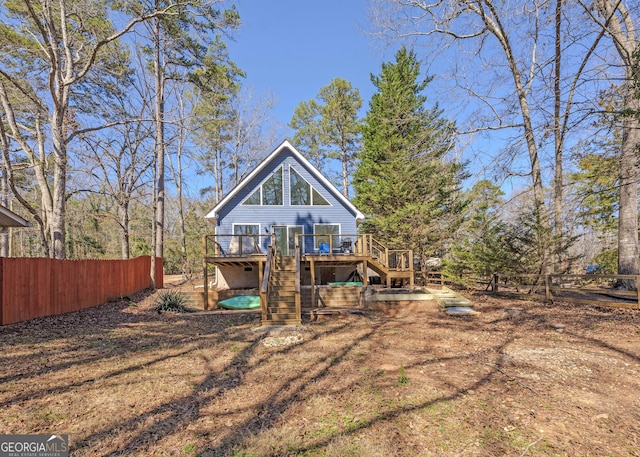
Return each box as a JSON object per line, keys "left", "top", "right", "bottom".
{"left": 0, "top": 205, "right": 31, "bottom": 228}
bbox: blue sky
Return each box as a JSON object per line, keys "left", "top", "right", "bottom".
{"left": 228, "top": 0, "right": 396, "bottom": 134}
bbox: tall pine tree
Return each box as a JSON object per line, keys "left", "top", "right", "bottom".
{"left": 353, "top": 47, "right": 467, "bottom": 268}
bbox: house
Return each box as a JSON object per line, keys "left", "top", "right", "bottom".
{"left": 204, "top": 140, "right": 413, "bottom": 325}
{"left": 205, "top": 140, "right": 365, "bottom": 287}
{"left": 0, "top": 204, "right": 30, "bottom": 228}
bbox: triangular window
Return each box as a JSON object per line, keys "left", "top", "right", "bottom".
{"left": 242, "top": 167, "right": 283, "bottom": 205}
{"left": 312, "top": 188, "right": 329, "bottom": 205}
{"left": 290, "top": 166, "right": 330, "bottom": 206}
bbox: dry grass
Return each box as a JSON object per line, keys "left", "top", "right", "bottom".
{"left": 1, "top": 288, "right": 639, "bottom": 456}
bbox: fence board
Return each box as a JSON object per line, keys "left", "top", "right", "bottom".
{"left": 0, "top": 256, "right": 162, "bottom": 325}
{"left": 489, "top": 272, "right": 640, "bottom": 309}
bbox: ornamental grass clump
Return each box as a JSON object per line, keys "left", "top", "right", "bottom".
{"left": 154, "top": 290, "right": 193, "bottom": 314}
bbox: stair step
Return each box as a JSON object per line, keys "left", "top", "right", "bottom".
{"left": 441, "top": 300, "right": 472, "bottom": 307}
{"left": 265, "top": 313, "right": 301, "bottom": 321}
{"left": 267, "top": 309, "right": 297, "bottom": 315}
{"left": 262, "top": 318, "right": 302, "bottom": 326}
{"left": 270, "top": 290, "right": 295, "bottom": 297}
{"left": 268, "top": 299, "right": 296, "bottom": 306}
{"left": 269, "top": 307, "right": 296, "bottom": 313}
{"left": 270, "top": 278, "right": 295, "bottom": 284}
{"left": 431, "top": 288, "right": 476, "bottom": 313}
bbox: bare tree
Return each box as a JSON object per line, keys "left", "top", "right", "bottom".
{"left": 74, "top": 74, "right": 155, "bottom": 259}
{"left": 585, "top": 0, "right": 640, "bottom": 281}
{"left": 370, "top": 0, "right": 610, "bottom": 273}
{"left": 0, "top": 0, "right": 187, "bottom": 259}
{"left": 227, "top": 88, "right": 281, "bottom": 187}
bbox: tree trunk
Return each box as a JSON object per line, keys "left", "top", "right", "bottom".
{"left": 342, "top": 147, "right": 349, "bottom": 198}
{"left": 51, "top": 109, "right": 68, "bottom": 259}
{"left": 0, "top": 169, "right": 8, "bottom": 257}
{"left": 119, "top": 201, "right": 130, "bottom": 259}
{"left": 151, "top": 13, "right": 165, "bottom": 287}
{"left": 553, "top": 0, "right": 564, "bottom": 273}
{"left": 593, "top": 0, "right": 639, "bottom": 285}
{"left": 617, "top": 93, "right": 640, "bottom": 281}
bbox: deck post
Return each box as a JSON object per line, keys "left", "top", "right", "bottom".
{"left": 259, "top": 259, "right": 264, "bottom": 304}
{"left": 310, "top": 258, "right": 316, "bottom": 307}
{"left": 362, "top": 259, "right": 369, "bottom": 288}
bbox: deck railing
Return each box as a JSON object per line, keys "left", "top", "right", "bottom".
{"left": 204, "top": 234, "right": 275, "bottom": 257}
{"left": 292, "top": 233, "right": 412, "bottom": 273}
{"left": 204, "top": 232, "right": 413, "bottom": 275}
{"left": 294, "top": 233, "right": 364, "bottom": 255}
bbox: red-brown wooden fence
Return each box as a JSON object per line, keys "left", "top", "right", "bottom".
{"left": 0, "top": 256, "right": 163, "bottom": 325}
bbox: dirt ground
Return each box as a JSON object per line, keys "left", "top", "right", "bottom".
{"left": 1, "top": 286, "right": 639, "bottom": 457}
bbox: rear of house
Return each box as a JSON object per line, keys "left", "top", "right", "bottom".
{"left": 205, "top": 140, "right": 365, "bottom": 291}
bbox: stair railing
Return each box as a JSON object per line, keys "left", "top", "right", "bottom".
{"left": 388, "top": 250, "right": 413, "bottom": 271}
{"left": 294, "top": 236, "right": 301, "bottom": 317}
{"left": 368, "top": 236, "right": 388, "bottom": 267}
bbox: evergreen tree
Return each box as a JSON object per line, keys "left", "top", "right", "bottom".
{"left": 353, "top": 47, "right": 467, "bottom": 267}
{"left": 444, "top": 181, "right": 510, "bottom": 279}
{"left": 570, "top": 152, "right": 619, "bottom": 234}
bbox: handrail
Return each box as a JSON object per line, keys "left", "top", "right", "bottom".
{"left": 294, "top": 238, "right": 301, "bottom": 293}
{"left": 205, "top": 233, "right": 273, "bottom": 257}
{"left": 260, "top": 244, "right": 275, "bottom": 323}
{"left": 205, "top": 232, "right": 413, "bottom": 274}
{"left": 261, "top": 245, "right": 274, "bottom": 294}
{"left": 294, "top": 237, "right": 301, "bottom": 318}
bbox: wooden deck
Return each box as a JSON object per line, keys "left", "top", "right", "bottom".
{"left": 203, "top": 233, "right": 414, "bottom": 325}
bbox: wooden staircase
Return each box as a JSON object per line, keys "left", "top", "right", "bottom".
{"left": 366, "top": 257, "right": 413, "bottom": 288}
{"left": 263, "top": 256, "right": 302, "bottom": 325}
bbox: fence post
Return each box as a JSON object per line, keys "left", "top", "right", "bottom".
{"left": 637, "top": 276, "right": 640, "bottom": 308}
{"left": 492, "top": 273, "right": 498, "bottom": 293}
{"left": 545, "top": 274, "right": 551, "bottom": 300}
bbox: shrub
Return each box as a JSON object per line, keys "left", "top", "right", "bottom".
{"left": 154, "top": 290, "right": 193, "bottom": 314}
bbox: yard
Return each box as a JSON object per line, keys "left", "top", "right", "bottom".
{"left": 1, "top": 286, "right": 639, "bottom": 456}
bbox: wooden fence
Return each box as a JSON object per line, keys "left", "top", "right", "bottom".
{"left": 0, "top": 256, "right": 163, "bottom": 325}
{"left": 421, "top": 271, "right": 640, "bottom": 309}
{"left": 489, "top": 273, "right": 640, "bottom": 309}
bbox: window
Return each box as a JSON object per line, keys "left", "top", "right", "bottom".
{"left": 290, "top": 166, "right": 330, "bottom": 206}
{"left": 230, "top": 224, "right": 260, "bottom": 255}
{"left": 314, "top": 224, "right": 339, "bottom": 250}
{"left": 233, "top": 224, "right": 260, "bottom": 235}
{"left": 242, "top": 167, "right": 283, "bottom": 205}
{"left": 312, "top": 188, "right": 329, "bottom": 205}
{"left": 290, "top": 167, "right": 310, "bottom": 205}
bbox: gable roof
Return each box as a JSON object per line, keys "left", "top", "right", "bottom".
{"left": 0, "top": 204, "right": 30, "bottom": 228}
{"left": 206, "top": 139, "right": 365, "bottom": 224}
